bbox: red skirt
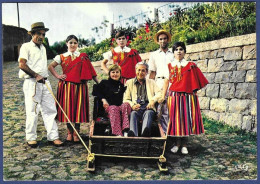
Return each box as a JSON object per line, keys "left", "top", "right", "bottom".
{"left": 167, "top": 91, "right": 204, "bottom": 136}
{"left": 56, "top": 80, "right": 89, "bottom": 123}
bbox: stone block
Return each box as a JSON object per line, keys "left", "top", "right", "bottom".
{"left": 216, "top": 49, "right": 225, "bottom": 58}
{"left": 208, "top": 58, "right": 224, "bottom": 72}
{"left": 219, "top": 83, "right": 235, "bottom": 99}
{"left": 204, "top": 73, "right": 215, "bottom": 83}
{"left": 185, "top": 54, "right": 190, "bottom": 61}
{"left": 243, "top": 45, "right": 256, "bottom": 60}
{"left": 220, "top": 61, "right": 236, "bottom": 72}
{"left": 198, "top": 97, "right": 210, "bottom": 110}
{"left": 218, "top": 112, "right": 226, "bottom": 123}
{"left": 230, "top": 71, "right": 246, "bottom": 82}
{"left": 196, "top": 59, "right": 208, "bottom": 72}
{"left": 245, "top": 70, "right": 256, "bottom": 82}
{"left": 197, "top": 87, "right": 206, "bottom": 97}
{"left": 219, "top": 113, "right": 242, "bottom": 127}
{"left": 242, "top": 116, "right": 253, "bottom": 131}
{"left": 206, "top": 84, "right": 219, "bottom": 98}
{"left": 210, "top": 98, "right": 229, "bottom": 112}
{"left": 228, "top": 99, "right": 249, "bottom": 115}
{"left": 227, "top": 113, "right": 243, "bottom": 127}
{"left": 199, "top": 51, "right": 210, "bottom": 60}
{"left": 237, "top": 60, "right": 256, "bottom": 71}
{"left": 235, "top": 83, "right": 257, "bottom": 99}
{"left": 249, "top": 100, "right": 257, "bottom": 116}
{"left": 209, "top": 50, "right": 218, "bottom": 59}
{"left": 214, "top": 72, "right": 232, "bottom": 83}
{"left": 224, "top": 47, "right": 242, "bottom": 61}
{"left": 202, "top": 110, "right": 220, "bottom": 120}
{"left": 189, "top": 53, "right": 200, "bottom": 61}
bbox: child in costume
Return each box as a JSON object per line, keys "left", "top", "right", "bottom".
{"left": 160, "top": 42, "right": 208, "bottom": 154}
{"left": 48, "top": 35, "right": 98, "bottom": 143}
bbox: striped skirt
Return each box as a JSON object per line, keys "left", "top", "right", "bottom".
{"left": 167, "top": 91, "right": 204, "bottom": 136}
{"left": 56, "top": 80, "right": 89, "bottom": 123}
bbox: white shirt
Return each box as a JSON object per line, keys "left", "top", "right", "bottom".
{"left": 103, "top": 46, "right": 131, "bottom": 61}
{"left": 53, "top": 51, "right": 80, "bottom": 64}
{"left": 148, "top": 48, "right": 174, "bottom": 78}
{"left": 18, "top": 40, "right": 48, "bottom": 78}
{"left": 148, "top": 48, "right": 173, "bottom": 89}
{"left": 165, "top": 58, "right": 189, "bottom": 79}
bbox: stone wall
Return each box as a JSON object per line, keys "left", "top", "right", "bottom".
{"left": 92, "top": 33, "right": 257, "bottom": 132}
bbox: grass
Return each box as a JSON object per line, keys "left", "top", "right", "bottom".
{"left": 203, "top": 115, "right": 257, "bottom": 143}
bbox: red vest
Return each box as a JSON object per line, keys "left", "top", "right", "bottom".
{"left": 111, "top": 48, "right": 142, "bottom": 79}
{"left": 168, "top": 62, "right": 208, "bottom": 93}
{"left": 60, "top": 53, "right": 97, "bottom": 83}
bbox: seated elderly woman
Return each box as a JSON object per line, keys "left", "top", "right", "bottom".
{"left": 96, "top": 64, "right": 131, "bottom": 136}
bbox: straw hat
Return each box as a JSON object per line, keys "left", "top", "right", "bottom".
{"left": 154, "top": 30, "right": 171, "bottom": 43}
{"left": 28, "top": 22, "right": 49, "bottom": 35}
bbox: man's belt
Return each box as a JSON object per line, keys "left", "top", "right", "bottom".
{"left": 157, "top": 76, "right": 165, "bottom": 79}
{"left": 37, "top": 77, "right": 48, "bottom": 83}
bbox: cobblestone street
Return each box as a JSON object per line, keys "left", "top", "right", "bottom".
{"left": 2, "top": 61, "right": 257, "bottom": 181}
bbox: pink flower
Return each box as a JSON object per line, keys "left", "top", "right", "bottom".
{"left": 139, "top": 36, "right": 142, "bottom": 39}
{"left": 126, "top": 36, "right": 130, "bottom": 40}
{"left": 112, "top": 38, "right": 115, "bottom": 41}
{"left": 169, "top": 12, "right": 172, "bottom": 16}
{"left": 174, "top": 12, "right": 177, "bottom": 15}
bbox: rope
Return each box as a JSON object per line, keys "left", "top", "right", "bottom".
{"left": 44, "top": 82, "right": 92, "bottom": 154}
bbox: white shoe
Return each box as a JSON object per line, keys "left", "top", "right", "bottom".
{"left": 124, "top": 132, "right": 128, "bottom": 137}
{"left": 181, "top": 147, "right": 188, "bottom": 154}
{"left": 171, "top": 146, "right": 179, "bottom": 153}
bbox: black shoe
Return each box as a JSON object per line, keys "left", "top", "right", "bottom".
{"left": 127, "top": 130, "right": 136, "bottom": 137}
{"left": 141, "top": 127, "right": 150, "bottom": 137}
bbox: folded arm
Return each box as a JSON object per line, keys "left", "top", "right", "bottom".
{"left": 19, "top": 58, "right": 45, "bottom": 82}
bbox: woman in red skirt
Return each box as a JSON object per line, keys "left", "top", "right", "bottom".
{"left": 48, "top": 35, "right": 98, "bottom": 143}
{"left": 160, "top": 42, "right": 208, "bottom": 154}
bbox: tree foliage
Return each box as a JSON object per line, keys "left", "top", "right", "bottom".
{"left": 48, "top": 2, "right": 256, "bottom": 61}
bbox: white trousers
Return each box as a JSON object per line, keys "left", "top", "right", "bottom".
{"left": 23, "top": 78, "right": 59, "bottom": 141}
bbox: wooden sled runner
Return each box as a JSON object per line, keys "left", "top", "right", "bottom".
{"left": 86, "top": 96, "right": 168, "bottom": 172}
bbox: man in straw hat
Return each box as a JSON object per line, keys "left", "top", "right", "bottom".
{"left": 18, "top": 22, "right": 63, "bottom": 148}
{"left": 148, "top": 29, "right": 173, "bottom": 133}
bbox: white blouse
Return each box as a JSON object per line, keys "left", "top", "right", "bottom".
{"left": 165, "top": 59, "right": 189, "bottom": 79}
{"left": 103, "top": 46, "right": 131, "bottom": 61}
{"left": 53, "top": 51, "right": 80, "bottom": 64}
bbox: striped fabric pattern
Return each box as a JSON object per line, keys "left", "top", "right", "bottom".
{"left": 56, "top": 80, "right": 89, "bottom": 123}
{"left": 167, "top": 91, "right": 204, "bottom": 136}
